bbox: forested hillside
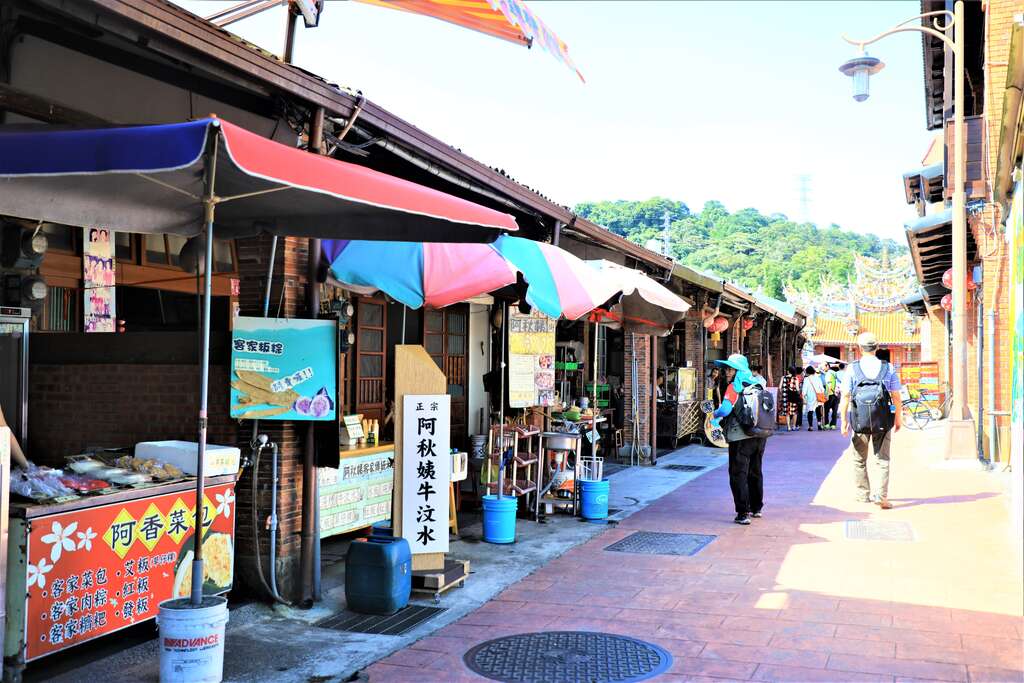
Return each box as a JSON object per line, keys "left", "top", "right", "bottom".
{"left": 574, "top": 197, "right": 905, "bottom": 298}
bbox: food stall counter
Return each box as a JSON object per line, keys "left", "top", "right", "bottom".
{"left": 4, "top": 474, "right": 238, "bottom": 670}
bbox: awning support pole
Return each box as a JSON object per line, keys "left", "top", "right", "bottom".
{"left": 192, "top": 129, "right": 220, "bottom": 607}
{"left": 497, "top": 300, "right": 507, "bottom": 500}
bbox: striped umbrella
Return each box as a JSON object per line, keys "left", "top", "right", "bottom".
{"left": 323, "top": 235, "right": 621, "bottom": 320}
{"left": 322, "top": 239, "right": 517, "bottom": 310}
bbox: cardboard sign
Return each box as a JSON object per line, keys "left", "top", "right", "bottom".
{"left": 22, "top": 482, "right": 236, "bottom": 661}
{"left": 230, "top": 317, "right": 338, "bottom": 421}
{"left": 401, "top": 395, "right": 450, "bottom": 555}
{"left": 508, "top": 310, "right": 556, "bottom": 408}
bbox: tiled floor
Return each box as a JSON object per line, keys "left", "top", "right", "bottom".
{"left": 366, "top": 429, "right": 1024, "bottom": 682}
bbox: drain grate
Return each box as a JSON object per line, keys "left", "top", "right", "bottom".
{"left": 315, "top": 604, "right": 446, "bottom": 636}
{"left": 661, "top": 464, "right": 706, "bottom": 472}
{"left": 845, "top": 520, "right": 916, "bottom": 542}
{"left": 604, "top": 531, "right": 716, "bottom": 557}
{"left": 463, "top": 631, "right": 672, "bottom": 683}
{"left": 603, "top": 462, "right": 630, "bottom": 477}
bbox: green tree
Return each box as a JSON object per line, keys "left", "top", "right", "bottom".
{"left": 572, "top": 198, "right": 906, "bottom": 299}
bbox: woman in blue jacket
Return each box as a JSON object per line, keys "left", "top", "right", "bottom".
{"left": 708, "top": 354, "right": 765, "bottom": 525}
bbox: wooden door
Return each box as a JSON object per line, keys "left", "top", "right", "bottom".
{"left": 355, "top": 296, "right": 387, "bottom": 423}
{"left": 423, "top": 305, "right": 469, "bottom": 449}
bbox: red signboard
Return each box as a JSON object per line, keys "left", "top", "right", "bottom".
{"left": 22, "top": 482, "right": 236, "bottom": 661}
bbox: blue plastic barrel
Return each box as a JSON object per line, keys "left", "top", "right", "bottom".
{"left": 345, "top": 536, "right": 411, "bottom": 615}
{"left": 580, "top": 478, "right": 610, "bottom": 520}
{"left": 482, "top": 494, "right": 518, "bottom": 544}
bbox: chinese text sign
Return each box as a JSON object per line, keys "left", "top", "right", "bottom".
{"left": 230, "top": 317, "right": 337, "bottom": 421}
{"left": 508, "top": 310, "right": 556, "bottom": 408}
{"left": 23, "top": 482, "right": 236, "bottom": 661}
{"left": 401, "top": 395, "right": 450, "bottom": 555}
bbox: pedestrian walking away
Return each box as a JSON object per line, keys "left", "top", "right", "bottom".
{"left": 820, "top": 363, "right": 838, "bottom": 429}
{"left": 801, "top": 366, "right": 825, "bottom": 431}
{"left": 705, "top": 353, "right": 771, "bottom": 525}
{"left": 839, "top": 332, "right": 903, "bottom": 509}
{"left": 779, "top": 365, "right": 801, "bottom": 431}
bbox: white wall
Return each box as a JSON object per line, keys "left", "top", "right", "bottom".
{"left": 467, "top": 303, "right": 491, "bottom": 437}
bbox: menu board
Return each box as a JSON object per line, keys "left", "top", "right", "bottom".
{"left": 230, "top": 316, "right": 338, "bottom": 421}
{"left": 21, "top": 482, "right": 236, "bottom": 661}
{"left": 899, "top": 361, "right": 943, "bottom": 402}
{"left": 507, "top": 310, "right": 556, "bottom": 408}
{"left": 318, "top": 450, "right": 394, "bottom": 538}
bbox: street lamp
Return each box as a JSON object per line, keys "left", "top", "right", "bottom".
{"left": 840, "top": 2, "right": 975, "bottom": 457}
{"left": 838, "top": 53, "right": 884, "bottom": 102}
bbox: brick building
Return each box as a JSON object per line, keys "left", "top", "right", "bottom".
{"left": 903, "top": 0, "right": 1021, "bottom": 467}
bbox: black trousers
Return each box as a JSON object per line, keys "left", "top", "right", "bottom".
{"left": 796, "top": 398, "right": 805, "bottom": 426}
{"left": 728, "top": 437, "right": 765, "bottom": 515}
{"left": 806, "top": 407, "right": 823, "bottom": 428}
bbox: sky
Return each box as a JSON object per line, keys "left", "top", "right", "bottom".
{"left": 176, "top": 1, "right": 935, "bottom": 241}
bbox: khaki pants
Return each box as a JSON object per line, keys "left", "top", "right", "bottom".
{"left": 850, "top": 430, "right": 892, "bottom": 500}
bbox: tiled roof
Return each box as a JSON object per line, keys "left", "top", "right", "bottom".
{"left": 810, "top": 311, "right": 920, "bottom": 346}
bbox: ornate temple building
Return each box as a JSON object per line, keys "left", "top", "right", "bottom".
{"left": 785, "top": 251, "right": 923, "bottom": 366}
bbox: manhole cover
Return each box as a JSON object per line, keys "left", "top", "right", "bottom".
{"left": 845, "top": 520, "right": 915, "bottom": 542}
{"left": 661, "top": 464, "right": 706, "bottom": 472}
{"left": 315, "top": 604, "right": 446, "bottom": 636}
{"left": 463, "top": 631, "right": 672, "bottom": 683}
{"left": 604, "top": 531, "right": 716, "bottom": 557}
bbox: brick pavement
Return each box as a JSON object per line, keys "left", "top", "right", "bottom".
{"left": 366, "top": 429, "right": 1024, "bottom": 682}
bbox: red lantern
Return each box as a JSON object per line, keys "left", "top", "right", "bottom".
{"left": 942, "top": 268, "right": 953, "bottom": 290}
{"left": 940, "top": 293, "right": 953, "bottom": 311}
{"left": 742, "top": 317, "right": 755, "bottom": 331}
{"left": 703, "top": 315, "right": 717, "bottom": 330}
{"left": 713, "top": 316, "right": 730, "bottom": 333}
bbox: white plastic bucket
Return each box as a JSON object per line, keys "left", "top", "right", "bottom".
{"left": 157, "top": 596, "right": 229, "bottom": 683}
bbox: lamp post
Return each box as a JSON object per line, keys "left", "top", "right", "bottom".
{"left": 840, "top": 2, "right": 975, "bottom": 454}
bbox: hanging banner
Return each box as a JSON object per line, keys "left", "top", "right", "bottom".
{"left": 19, "top": 482, "right": 236, "bottom": 661}
{"left": 508, "top": 310, "right": 556, "bottom": 407}
{"left": 402, "top": 395, "right": 450, "bottom": 555}
{"left": 82, "top": 228, "right": 115, "bottom": 333}
{"left": 230, "top": 317, "right": 337, "bottom": 421}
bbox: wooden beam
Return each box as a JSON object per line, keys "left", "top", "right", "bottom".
{"left": 0, "top": 83, "right": 110, "bottom": 125}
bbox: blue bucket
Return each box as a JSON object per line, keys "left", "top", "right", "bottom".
{"left": 482, "top": 494, "right": 518, "bottom": 544}
{"left": 580, "top": 478, "right": 610, "bottom": 520}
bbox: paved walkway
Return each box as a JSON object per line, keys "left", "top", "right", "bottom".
{"left": 366, "top": 428, "right": 1024, "bottom": 682}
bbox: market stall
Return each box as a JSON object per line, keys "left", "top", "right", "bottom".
{"left": 0, "top": 116, "right": 521, "bottom": 674}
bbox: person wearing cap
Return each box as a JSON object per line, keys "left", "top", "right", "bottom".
{"left": 839, "top": 332, "right": 903, "bottom": 509}
{"left": 707, "top": 353, "right": 766, "bottom": 525}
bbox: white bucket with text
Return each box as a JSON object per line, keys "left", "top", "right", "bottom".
{"left": 157, "top": 595, "right": 229, "bottom": 683}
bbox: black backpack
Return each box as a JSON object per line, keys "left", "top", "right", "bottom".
{"left": 849, "top": 361, "right": 893, "bottom": 434}
{"left": 733, "top": 383, "right": 776, "bottom": 438}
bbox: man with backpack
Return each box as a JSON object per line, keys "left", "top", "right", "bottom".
{"left": 839, "top": 332, "right": 903, "bottom": 509}
{"left": 703, "top": 354, "right": 775, "bottom": 525}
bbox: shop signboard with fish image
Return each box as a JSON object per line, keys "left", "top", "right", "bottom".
{"left": 230, "top": 317, "right": 338, "bottom": 421}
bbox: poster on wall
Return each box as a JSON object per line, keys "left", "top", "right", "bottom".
{"left": 82, "top": 228, "right": 115, "bottom": 333}
{"left": 20, "top": 482, "right": 236, "bottom": 661}
{"left": 230, "top": 316, "right": 338, "bottom": 421}
{"left": 508, "top": 310, "right": 557, "bottom": 407}
{"left": 402, "top": 395, "right": 450, "bottom": 555}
